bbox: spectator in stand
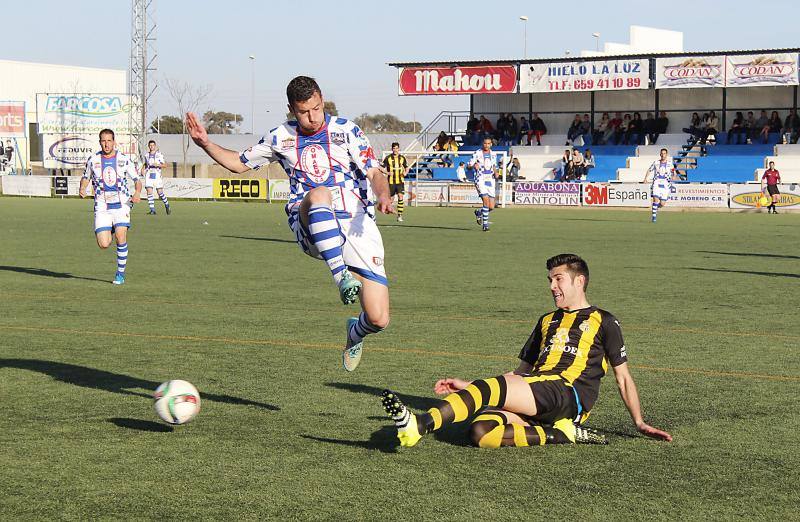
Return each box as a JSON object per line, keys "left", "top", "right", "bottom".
{"left": 703, "top": 111, "right": 719, "bottom": 144}
{"left": 761, "top": 110, "right": 782, "bottom": 143}
{"left": 507, "top": 157, "right": 521, "bottom": 181}
{"left": 4, "top": 140, "right": 14, "bottom": 172}
{"left": 743, "top": 111, "right": 756, "bottom": 144}
{"left": 519, "top": 116, "right": 531, "bottom": 145}
{"left": 583, "top": 149, "right": 595, "bottom": 177}
{"left": 435, "top": 131, "right": 449, "bottom": 151}
{"left": 479, "top": 115, "right": 494, "bottom": 140}
{"left": 594, "top": 112, "right": 610, "bottom": 145}
{"left": 609, "top": 112, "right": 623, "bottom": 143}
{"left": 626, "top": 112, "right": 643, "bottom": 145}
{"left": 781, "top": 109, "right": 800, "bottom": 144}
{"left": 761, "top": 160, "right": 781, "bottom": 214}
{"left": 442, "top": 136, "right": 458, "bottom": 167}
{"left": 655, "top": 111, "right": 669, "bottom": 142}
{"left": 530, "top": 112, "right": 547, "bottom": 146}
{"left": 566, "top": 114, "right": 583, "bottom": 145}
{"left": 567, "top": 149, "right": 586, "bottom": 181}
{"left": 683, "top": 112, "right": 702, "bottom": 139}
{"left": 466, "top": 116, "right": 480, "bottom": 146}
{"left": 496, "top": 114, "right": 508, "bottom": 144}
{"left": 643, "top": 112, "right": 657, "bottom": 145}
{"left": 456, "top": 161, "right": 468, "bottom": 182}
{"left": 553, "top": 149, "right": 572, "bottom": 181}
{"left": 507, "top": 114, "right": 519, "bottom": 146}
{"left": 615, "top": 114, "right": 631, "bottom": 145}
{"left": 727, "top": 111, "right": 746, "bottom": 144}
{"left": 754, "top": 110, "right": 769, "bottom": 143}
{"left": 580, "top": 114, "right": 592, "bottom": 145}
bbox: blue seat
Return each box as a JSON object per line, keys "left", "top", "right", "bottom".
{"left": 430, "top": 167, "right": 459, "bottom": 181}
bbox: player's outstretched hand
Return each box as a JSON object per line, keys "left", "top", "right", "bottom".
{"left": 376, "top": 195, "right": 395, "bottom": 215}
{"left": 434, "top": 377, "right": 470, "bottom": 395}
{"left": 185, "top": 112, "right": 209, "bottom": 148}
{"left": 637, "top": 422, "right": 672, "bottom": 442}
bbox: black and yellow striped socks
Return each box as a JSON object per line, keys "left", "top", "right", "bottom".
{"left": 470, "top": 413, "right": 575, "bottom": 448}
{"left": 413, "top": 376, "right": 508, "bottom": 435}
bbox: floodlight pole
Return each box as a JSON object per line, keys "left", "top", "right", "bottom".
{"left": 519, "top": 16, "right": 528, "bottom": 59}
{"left": 249, "top": 55, "right": 256, "bottom": 135}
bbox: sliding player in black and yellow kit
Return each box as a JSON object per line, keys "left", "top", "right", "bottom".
{"left": 382, "top": 254, "right": 672, "bottom": 447}
{"left": 382, "top": 142, "right": 409, "bottom": 222}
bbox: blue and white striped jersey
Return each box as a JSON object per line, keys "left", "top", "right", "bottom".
{"left": 239, "top": 114, "right": 380, "bottom": 219}
{"left": 83, "top": 151, "right": 139, "bottom": 210}
{"left": 648, "top": 159, "right": 674, "bottom": 186}
{"left": 143, "top": 151, "right": 165, "bottom": 176}
{"left": 469, "top": 149, "right": 498, "bottom": 185}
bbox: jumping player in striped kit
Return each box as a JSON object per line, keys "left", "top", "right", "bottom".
{"left": 469, "top": 137, "right": 498, "bottom": 231}
{"left": 186, "top": 76, "right": 394, "bottom": 371}
{"left": 79, "top": 129, "right": 142, "bottom": 285}
{"left": 142, "top": 140, "right": 171, "bottom": 215}
{"left": 642, "top": 148, "right": 677, "bottom": 223}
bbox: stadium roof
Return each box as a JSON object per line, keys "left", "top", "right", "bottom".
{"left": 388, "top": 47, "right": 800, "bottom": 67}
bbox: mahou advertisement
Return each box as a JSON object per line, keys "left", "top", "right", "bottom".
{"left": 398, "top": 65, "right": 517, "bottom": 95}
{"left": 655, "top": 56, "right": 725, "bottom": 89}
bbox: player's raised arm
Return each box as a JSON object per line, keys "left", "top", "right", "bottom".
{"left": 185, "top": 112, "right": 250, "bottom": 174}
{"left": 642, "top": 161, "right": 654, "bottom": 183}
{"left": 612, "top": 362, "right": 672, "bottom": 441}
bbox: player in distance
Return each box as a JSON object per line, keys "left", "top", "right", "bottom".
{"left": 79, "top": 129, "right": 141, "bottom": 285}
{"left": 141, "top": 140, "right": 171, "bottom": 215}
{"left": 469, "top": 137, "right": 498, "bottom": 232}
{"left": 186, "top": 76, "right": 393, "bottom": 372}
{"left": 382, "top": 253, "right": 672, "bottom": 448}
{"left": 642, "top": 148, "right": 677, "bottom": 223}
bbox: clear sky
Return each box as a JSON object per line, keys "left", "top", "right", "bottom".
{"left": 4, "top": 0, "right": 799, "bottom": 133}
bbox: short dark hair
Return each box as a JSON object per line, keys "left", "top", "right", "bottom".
{"left": 546, "top": 253, "right": 589, "bottom": 291}
{"left": 660, "top": 148, "right": 668, "bottom": 154}
{"left": 99, "top": 129, "right": 115, "bottom": 140}
{"left": 391, "top": 142, "right": 399, "bottom": 148}
{"left": 148, "top": 140, "right": 156, "bottom": 145}
{"left": 286, "top": 76, "right": 322, "bottom": 107}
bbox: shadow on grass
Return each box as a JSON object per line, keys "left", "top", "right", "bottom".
{"left": 109, "top": 417, "right": 174, "bottom": 433}
{"left": 0, "top": 265, "right": 108, "bottom": 283}
{"left": 378, "top": 224, "right": 472, "bottom": 231}
{"left": 219, "top": 235, "right": 295, "bottom": 244}
{"left": 696, "top": 250, "right": 800, "bottom": 260}
{"left": 323, "top": 382, "right": 471, "bottom": 449}
{"left": 0, "top": 359, "right": 280, "bottom": 411}
{"left": 687, "top": 267, "right": 800, "bottom": 279}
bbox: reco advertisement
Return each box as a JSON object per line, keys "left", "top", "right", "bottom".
{"left": 0, "top": 101, "right": 26, "bottom": 137}
{"left": 213, "top": 178, "right": 267, "bottom": 199}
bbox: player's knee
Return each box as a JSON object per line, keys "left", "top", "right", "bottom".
{"left": 470, "top": 421, "right": 503, "bottom": 448}
{"left": 366, "top": 309, "right": 389, "bottom": 330}
{"left": 306, "top": 186, "right": 333, "bottom": 205}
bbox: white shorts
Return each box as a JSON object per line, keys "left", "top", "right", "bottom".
{"left": 144, "top": 172, "right": 163, "bottom": 189}
{"left": 95, "top": 206, "right": 131, "bottom": 234}
{"left": 291, "top": 210, "right": 387, "bottom": 286}
{"left": 475, "top": 180, "right": 496, "bottom": 199}
{"left": 651, "top": 183, "right": 671, "bottom": 201}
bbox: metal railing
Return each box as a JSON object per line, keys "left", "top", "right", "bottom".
{"left": 404, "top": 111, "right": 471, "bottom": 151}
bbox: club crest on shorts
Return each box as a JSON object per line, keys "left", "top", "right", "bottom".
{"left": 372, "top": 256, "right": 383, "bottom": 266}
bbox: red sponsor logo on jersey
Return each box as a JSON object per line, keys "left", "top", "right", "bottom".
{"left": 359, "top": 146, "right": 376, "bottom": 163}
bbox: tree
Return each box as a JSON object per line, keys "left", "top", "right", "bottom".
{"left": 163, "top": 77, "right": 212, "bottom": 176}
{"left": 285, "top": 100, "right": 339, "bottom": 120}
{"left": 150, "top": 115, "right": 184, "bottom": 134}
{"left": 354, "top": 113, "right": 421, "bottom": 133}
{"left": 202, "top": 110, "right": 242, "bottom": 134}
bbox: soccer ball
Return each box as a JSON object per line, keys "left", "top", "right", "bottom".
{"left": 758, "top": 195, "right": 770, "bottom": 207}
{"left": 153, "top": 380, "right": 201, "bottom": 425}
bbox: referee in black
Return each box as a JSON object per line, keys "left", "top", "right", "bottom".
{"left": 383, "top": 142, "right": 409, "bottom": 222}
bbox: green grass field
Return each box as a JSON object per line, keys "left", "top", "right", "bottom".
{"left": 1, "top": 198, "right": 798, "bottom": 520}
